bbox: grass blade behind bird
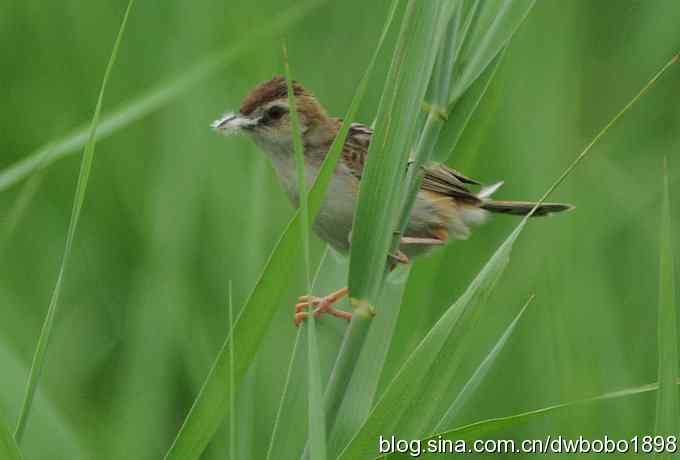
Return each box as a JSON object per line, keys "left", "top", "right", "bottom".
{"left": 655, "top": 158, "right": 679, "bottom": 450}
{"left": 285, "top": 47, "right": 328, "bottom": 460}
{"left": 0, "top": 0, "right": 328, "bottom": 194}
{"left": 162, "top": 7, "right": 397, "bottom": 458}
{"left": 12, "top": 0, "right": 135, "bottom": 443}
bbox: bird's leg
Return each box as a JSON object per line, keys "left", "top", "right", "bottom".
{"left": 294, "top": 287, "right": 351, "bottom": 326}
{"left": 388, "top": 249, "right": 410, "bottom": 267}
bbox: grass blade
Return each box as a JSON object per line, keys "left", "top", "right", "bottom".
{"left": 265, "top": 248, "right": 333, "bottom": 460}
{"left": 337, "top": 218, "right": 526, "bottom": 460}
{"left": 433, "top": 294, "right": 533, "bottom": 432}
{"left": 228, "top": 281, "right": 235, "bottom": 460}
{"left": 379, "top": 381, "right": 674, "bottom": 459}
{"left": 433, "top": 48, "right": 505, "bottom": 162}
{"left": 0, "top": 418, "right": 22, "bottom": 460}
{"left": 285, "top": 46, "right": 328, "bottom": 460}
{"left": 328, "top": 266, "right": 411, "bottom": 457}
{"left": 341, "top": 49, "right": 680, "bottom": 460}
{"left": 448, "top": 0, "right": 535, "bottom": 103}
{"left": 655, "top": 158, "right": 678, "bottom": 445}
{"left": 298, "top": 2, "right": 402, "bottom": 451}
{"left": 162, "top": 10, "right": 392, "bottom": 458}
{"left": 348, "top": 0, "right": 450, "bottom": 310}
{"left": 0, "top": 0, "right": 328, "bottom": 194}
{"left": 13, "top": 0, "right": 135, "bottom": 443}
{"left": 0, "top": 171, "right": 44, "bottom": 257}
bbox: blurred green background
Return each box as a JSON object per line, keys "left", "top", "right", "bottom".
{"left": 1, "top": 0, "right": 679, "bottom": 458}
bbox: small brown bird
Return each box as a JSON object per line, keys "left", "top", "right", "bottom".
{"left": 212, "top": 76, "right": 572, "bottom": 325}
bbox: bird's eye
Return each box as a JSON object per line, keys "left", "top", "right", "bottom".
{"left": 266, "top": 105, "right": 287, "bottom": 121}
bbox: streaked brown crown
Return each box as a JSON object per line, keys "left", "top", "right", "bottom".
{"left": 240, "top": 76, "right": 309, "bottom": 115}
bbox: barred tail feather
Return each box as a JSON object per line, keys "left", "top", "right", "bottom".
{"left": 480, "top": 200, "right": 574, "bottom": 217}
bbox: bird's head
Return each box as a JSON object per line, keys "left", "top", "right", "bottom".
{"left": 212, "top": 76, "right": 333, "bottom": 150}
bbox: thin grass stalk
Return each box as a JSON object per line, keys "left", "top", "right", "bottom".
{"left": 13, "top": 0, "right": 135, "bottom": 443}
{"left": 0, "top": 171, "right": 44, "bottom": 257}
{"left": 265, "top": 248, "right": 331, "bottom": 460}
{"left": 285, "top": 46, "right": 328, "bottom": 460}
{"left": 655, "top": 157, "right": 678, "bottom": 444}
{"left": 527, "top": 52, "right": 679, "bottom": 216}
{"left": 228, "top": 280, "right": 235, "bottom": 460}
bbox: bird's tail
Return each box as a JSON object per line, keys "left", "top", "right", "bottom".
{"left": 480, "top": 200, "right": 574, "bottom": 217}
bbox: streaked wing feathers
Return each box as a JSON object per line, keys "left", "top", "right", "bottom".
{"left": 341, "top": 122, "right": 481, "bottom": 204}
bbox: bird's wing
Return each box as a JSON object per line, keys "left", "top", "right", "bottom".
{"left": 341, "top": 123, "right": 372, "bottom": 178}
{"left": 342, "top": 122, "right": 482, "bottom": 204}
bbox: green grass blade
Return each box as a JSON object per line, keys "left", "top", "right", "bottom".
{"left": 348, "top": 0, "right": 450, "bottom": 310}
{"left": 379, "top": 381, "right": 673, "bottom": 459}
{"left": 0, "top": 171, "right": 44, "bottom": 257}
{"left": 0, "top": 343, "right": 86, "bottom": 459}
{"left": 306, "top": 314, "right": 327, "bottom": 460}
{"left": 264, "top": 327, "right": 304, "bottom": 460}
{"left": 433, "top": 48, "right": 505, "bottom": 162}
{"left": 228, "top": 280, "right": 235, "bottom": 460}
{"left": 0, "top": 418, "right": 22, "bottom": 460}
{"left": 162, "top": 12, "right": 392, "bottom": 458}
{"left": 300, "top": 1, "right": 402, "bottom": 449}
{"left": 337, "top": 218, "right": 526, "bottom": 460}
{"left": 655, "top": 158, "right": 678, "bottom": 444}
{"left": 0, "top": 0, "right": 328, "bottom": 194}
{"left": 265, "top": 248, "right": 332, "bottom": 460}
{"left": 341, "top": 49, "right": 680, "bottom": 460}
{"left": 327, "top": 267, "right": 411, "bottom": 458}
{"left": 285, "top": 46, "right": 327, "bottom": 460}
{"left": 12, "top": 0, "right": 135, "bottom": 443}
{"left": 448, "top": 0, "right": 535, "bottom": 103}
{"left": 433, "top": 294, "right": 533, "bottom": 432}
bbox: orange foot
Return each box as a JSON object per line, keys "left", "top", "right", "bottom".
{"left": 294, "top": 287, "right": 351, "bottom": 326}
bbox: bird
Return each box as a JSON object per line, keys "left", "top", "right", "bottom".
{"left": 212, "top": 76, "right": 573, "bottom": 325}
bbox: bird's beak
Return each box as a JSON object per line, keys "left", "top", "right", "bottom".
{"left": 211, "top": 112, "right": 258, "bottom": 135}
